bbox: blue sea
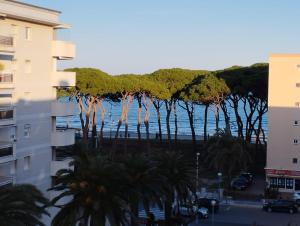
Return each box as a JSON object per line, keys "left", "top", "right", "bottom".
{"left": 57, "top": 99, "right": 267, "bottom": 139}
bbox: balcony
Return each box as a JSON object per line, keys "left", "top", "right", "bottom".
{"left": 51, "top": 128, "right": 75, "bottom": 147}
{"left": 0, "top": 35, "right": 14, "bottom": 54}
{"left": 52, "top": 40, "right": 75, "bottom": 59}
{"left": 51, "top": 101, "right": 75, "bottom": 117}
{"left": 0, "top": 176, "right": 13, "bottom": 187}
{"left": 0, "top": 142, "right": 15, "bottom": 164}
{"left": 50, "top": 157, "right": 74, "bottom": 176}
{"left": 0, "top": 107, "right": 16, "bottom": 127}
{"left": 0, "top": 73, "right": 14, "bottom": 88}
{"left": 52, "top": 71, "right": 76, "bottom": 87}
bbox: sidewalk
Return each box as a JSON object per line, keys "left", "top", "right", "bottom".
{"left": 221, "top": 200, "right": 263, "bottom": 208}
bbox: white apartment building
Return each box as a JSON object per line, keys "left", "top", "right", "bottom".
{"left": 266, "top": 54, "right": 300, "bottom": 193}
{"left": 0, "top": 0, "right": 76, "bottom": 203}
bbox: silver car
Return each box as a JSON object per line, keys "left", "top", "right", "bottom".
{"left": 172, "top": 204, "right": 209, "bottom": 219}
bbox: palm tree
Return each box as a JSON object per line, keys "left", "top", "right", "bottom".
{"left": 50, "top": 150, "right": 129, "bottom": 226}
{"left": 152, "top": 151, "right": 195, "bottom": 225}
{"left": 0, "top": 184, "right": 49, "bottom": 226}
{"left": 120, "top": 154, "right": 164, "bottom": 226}
{"left": 204, "top": 129, "right": 252, "bottom": 186}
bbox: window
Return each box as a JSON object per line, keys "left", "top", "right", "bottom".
{"left": 293, "top": 158, "right": 298, "bottom": 164}
{"left": 294, "top": 120, "right": 299, "bottom": 126}
{"left": 286, "top": 178, "right": 294, "bottom": 189}
{"left": 24, "top": 156, "right": 30, "bottom": 170}
{"left": 25, "top": 60, "right": 31, "bottom": 74}
{"left": 296, "top": 179, "right": 300, "bottom": 190}
{"left": 25, "top": 27, "right": 31, "bottom": 40}
{"left": 293, "top": 139, "right": 298, "bottom": 145}
{"left": 0, "top": 93, "right": 12, "bottom": 98}
{"left": 296, "top": 83, "right": 300, "bottom": 88}
{"left": 277, "top": 178, "right": 286, "bottom": 188}
{"left": 270, "top": 177, "right": 278, "bottom": 188}
{"left": 24, "top": 124, "right": 31, "bottom": 138}
{"left": 11, "top": 24, "right": 18, "bottom": 36}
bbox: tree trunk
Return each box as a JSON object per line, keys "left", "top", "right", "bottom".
{"left": 137, "top": 96, "right": 142, "bottom": 142}
{"left": 215, "top": 105, "right": 220, "bottom": 132}
{"left": 97, "top": 100, "right": 106, "bottom": 150}
{"left": 153, "top": 100, "right": 162, "bottom": 143}
{"left": 165, "top": 100, "right": 172, "bottom": 149}
{"left": 92, "top": 102, "right": 97, "bottom": 148}
{"left": 204, "top": 104, "right": 209, "bottom": 142}
{"left": 221, "top": 100, "right": 231, "bottom": 134}
{"left": 173, "top": 100, "right": 178, "bottom": 145}
{"left": 143, "top": 94, "right": 151, "bottom": 153}
{"left": 185, "top": 102, "right": 196, "bottom": 150}
{"left": 230, "top": 96, "right": 244, "bottom": 140}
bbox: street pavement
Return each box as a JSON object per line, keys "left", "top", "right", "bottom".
{"left": 190, "top": 205, "right": 300, "bottom": 226}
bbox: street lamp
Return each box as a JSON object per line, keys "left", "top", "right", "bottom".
{"left": 196, "top": 152, "right": 200, "bottom": 192}
{"left": 211, "top": 199, "right": 216, "bottom": 226}
{"left": 217, "top": 172, "right": 222, "bottom": 200}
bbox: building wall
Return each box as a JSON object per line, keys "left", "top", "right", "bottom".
{"left": 0, "top": 1, "right": 75, "bottom": 205}
{"left": 267, "top": 54, "right": 300, "bottom": 192}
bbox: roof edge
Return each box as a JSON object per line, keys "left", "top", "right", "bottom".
{"left": 4, "top": 0, "right": 61, "bottom": 14}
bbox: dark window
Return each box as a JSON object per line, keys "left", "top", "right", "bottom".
{"left": 278, "top": 178, "right": 286, "bottom": 188}
{"left": 0, "top": 147, "right": 13, "bottom": 157}
{"left": 0, "top": 110, "right": 13, "bottom": 120}
{"left": 295, "top": 120, "right": 299, "bottom": 125}
{"left": 294, "top": 139, "right": 298, "bottom": 144}
{"left": 270, "top": 177, "right": 278, "bottom": 188}
{"left": 295, "top": 180, "right": 300, "bottom": 190}
{"left": 0, "top": 94, "right": 12, "bottom": 98}
{"left": 286, "top": 178, "right": 294, "bottom": 189}
{"left": 293, "top": 158, "right": 298, "bottom": 164}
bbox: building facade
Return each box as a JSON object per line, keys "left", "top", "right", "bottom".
{"left": 266, "top": 54, "right": 300, "bottom": 193}
{"left": 0, "top": 0, "right": 75, "bottom": 204}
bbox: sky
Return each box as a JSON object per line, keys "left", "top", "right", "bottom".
{"left": 23, "top": 0, "right": 300, "bottom": 74}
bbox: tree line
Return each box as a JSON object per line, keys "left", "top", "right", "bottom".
{"left": 61, "top": 63, "right": 268, "bottom": 151}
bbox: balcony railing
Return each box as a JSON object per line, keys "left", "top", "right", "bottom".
{"left": 0, "top": 142, "right": 15, "bottom": 164}
{"left": 0, "top": 109, "right": 13, "bottom": 120}
{"left": 0, "top": 146, "right": 13, "bottom": 157}
{"left": 0, "top": 35, "right": 13, "bottom": 46}
{"left": 0, "top": 73, "right": 13, "bottom": 83}
{"left": 0, "top": 107, "right": 16, "bottom": 126}
{"left": 51, "top": 128, "right": 75, "bottom": 147}
{"left": 0, "top": 176, "right": 13, "bottom": 187}
{"left": 51, "top": 101, "right": 75, "bottom": 117}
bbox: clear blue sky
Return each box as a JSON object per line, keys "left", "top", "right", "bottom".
{"left": 24, "top": 0, "right": 300, "bottom": 74}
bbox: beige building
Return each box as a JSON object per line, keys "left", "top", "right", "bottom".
{"left": 0, "top": 0, "right": 76, "bottom": 208}
{"left": 267, "top": 54, "right": 300, "bottom": 192}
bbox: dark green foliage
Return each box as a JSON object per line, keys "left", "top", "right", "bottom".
{"left": 0, "top": 184, "right": 49, "bottom": 226}
{"left": 50, "top": 144, "right": 195, "bottom": 226}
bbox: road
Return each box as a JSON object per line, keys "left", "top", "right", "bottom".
{"left": 190, "top": 205, "right": 300, "bottom": 226}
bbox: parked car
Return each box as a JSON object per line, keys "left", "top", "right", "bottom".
{"left": 172, "top": 204, "right": 209, "bottom": 219}
{"left": 263, "top": 200, "right": 298, "bottom": 214}
{"left": 239, "top": 172, "right": 254, "bottom": 185}
{"left": 194, "top": 198, "right": 219, "bottom": 213}
{"left": 293, "top": 192, "right": 300, "bottom": 205}
{"left": 231, "top": 177, "right": 248, "bottom": 190}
